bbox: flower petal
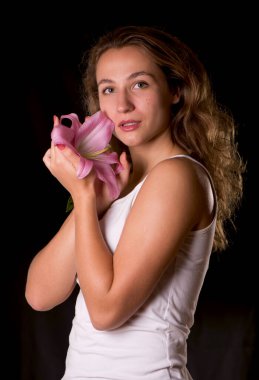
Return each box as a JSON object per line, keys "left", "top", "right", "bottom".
{"left": 94, "top": 161, "right": 120, "bottom": 200}
{"left": 77, "top": 157, "right": 94, "bottom": 179}
{"left": 51, "top": 111, "right": 121, "bottom": 195}
{"left": 51, "top": 113, "right": 81, "bottom": 150}
{"left": 94, "top": 152, "right": 123, "bottom": 174}
{"left": 60, "top": 113, "right": 82, "bottom": 132}
{"left": 76, "top": 111, "right": 114, "bottom": 154}
{"left": 51, "top": 125, "right": 75, "bottom": 148}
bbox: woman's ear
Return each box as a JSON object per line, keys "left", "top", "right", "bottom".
{"left": 171, "top": 87, "right": 180, "bottom": 104}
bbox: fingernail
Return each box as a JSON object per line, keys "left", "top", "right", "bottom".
{"left": 56, "top": 144, "right": 65, "bottom": 150}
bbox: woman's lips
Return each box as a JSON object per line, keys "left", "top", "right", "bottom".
{"left": 119, "top": 121, "right": 141, "bottom": 131}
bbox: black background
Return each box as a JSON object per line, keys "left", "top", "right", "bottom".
{"left": 6, "top": 4, "right": 257, "bottom": 379}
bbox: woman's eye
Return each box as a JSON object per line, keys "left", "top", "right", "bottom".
{"left": 134, "top": 82, "right": 148, "bottom": 89}
{"left": 103, "top": 87, "right": 113, "bottom": 94}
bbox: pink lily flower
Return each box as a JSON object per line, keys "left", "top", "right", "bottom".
{"left": 51, "top": 111, "right": 122, "bottom": 200}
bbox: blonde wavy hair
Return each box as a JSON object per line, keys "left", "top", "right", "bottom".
{"left": 81, "top": 25, "right": 245, "bottom": 252}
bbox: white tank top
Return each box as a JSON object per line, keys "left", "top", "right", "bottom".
{"left": 62, "top": 155, "right": 217, "bottom": 380}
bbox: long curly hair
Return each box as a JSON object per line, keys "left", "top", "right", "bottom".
{"left": 80, "top": 25, "right": 245, "bottom": 252}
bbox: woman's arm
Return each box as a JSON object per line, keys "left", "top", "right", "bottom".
{"left": 71, "top": 157, "right": 214, "bottom": 330}
{"left": 36, "top": 144, "right": 213, "bottom": 329}
{"left": 25, "top": 143, "right": 130, "bottom": 312}
{"left": 25, "top": 210, "right": 77, "bottom": 311}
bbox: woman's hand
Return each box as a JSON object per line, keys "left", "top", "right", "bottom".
{"left": 43, "top": 116, "right": 131, "bottom": 215}
{"left": 43, "top": 140, "right": 93, "bottom": 193}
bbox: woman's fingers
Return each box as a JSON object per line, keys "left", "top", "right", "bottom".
{"left": 53, "top": 115, "right": 60, "bottom": 126}
{"left": 55, "top": 145, "right": 80, "bottom": 170}
{"left": 118, "top": 152, "right": 131, "bottom": 190}
{"left": 43, "top": 116, "right": 79, "bottom": 178}
{"left": 42, "top": 148, "right": 51, "bottom": 168}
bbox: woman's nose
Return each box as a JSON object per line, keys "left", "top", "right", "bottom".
{"left": 117, "top": 91, "right": 135, "bottom": 113}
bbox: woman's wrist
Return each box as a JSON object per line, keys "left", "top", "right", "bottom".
{"left": 73, "top": 189, "right": 97, "bottom": 213}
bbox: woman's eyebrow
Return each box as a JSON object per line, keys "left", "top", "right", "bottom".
{"left": 97, "top": 71, "right": 154, "bottom": 87}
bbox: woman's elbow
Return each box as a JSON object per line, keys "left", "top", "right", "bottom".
{"left": 25, "top": 278, "right": 76, "bottom": 311}
{"left": 25, "top": 290, "right": 51, "bottom": 311}
{"left": 91, "top": 316, "right": 121, "bottom": 331}
{"left": 25, "top": 285, "right": 57, "bottom": 311}
{"left": 89, "top": 306, "right": 128, "bottom": 331}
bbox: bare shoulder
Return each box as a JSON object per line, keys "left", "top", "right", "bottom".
{"left": 135, "top": 156, "right": 214, "bottom": 230}
{"left": 143, "top": 156, "right": 208, "bottom": 197}
{"left": 152, "top": 156, "right": 203, "bottom": 185}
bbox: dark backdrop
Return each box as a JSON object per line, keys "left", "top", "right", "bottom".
{"left": 7, "top": 5, "right": 257, "bottom": 380}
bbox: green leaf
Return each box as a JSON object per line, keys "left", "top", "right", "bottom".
{"left": 66, "top": 196, "right": 74, "bottom": 212}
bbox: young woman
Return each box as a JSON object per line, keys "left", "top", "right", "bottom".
{"left": 25, "top": 26, "right": 244, "bottom": 379}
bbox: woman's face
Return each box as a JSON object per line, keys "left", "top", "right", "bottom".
{"left": 96, "top": 46, "right": 179, "bottom": 148}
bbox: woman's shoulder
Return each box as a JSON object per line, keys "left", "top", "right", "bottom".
{"left": 148, "top": 155, "right": 206, "bottom": 188}
{"left": 136, "top": 156, "right": 201, "bottom": 200}
{"left": 136, "top": 155, "right": 214, "bottom": 230}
